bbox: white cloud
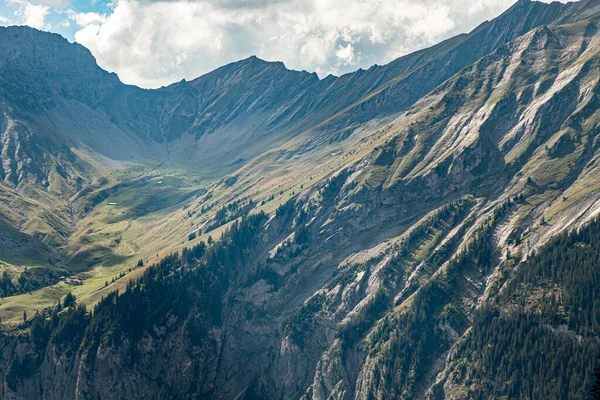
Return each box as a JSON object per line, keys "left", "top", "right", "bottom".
{"left": 335, "top": 43, "right": 355, "bottom": 65}
{"left": 69, "top": 11, "right": 107, "bottom": 27}
{"left": 6, "top": 0, "right": 54, "bottom": 29}
{"left": 23, "top": 3, "right": 50, "bottom": 28}
{"left": 28, "top": 0, "right": 70, "bottom": 9}
{"left": 71, "top": 0, "right": 520, "bottom": 88}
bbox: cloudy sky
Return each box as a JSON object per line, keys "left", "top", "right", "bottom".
{"left": 0, "top": 0, "right": 569, "bottom": 88}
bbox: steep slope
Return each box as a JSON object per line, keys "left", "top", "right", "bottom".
{"left": 0, "top": 26, "right": 153, "bottom": 178}
{"left": 106, "top": 0, "right": 600, "bottom": 285}
{"left": 1, "top": 6, "right": 600, "bottom": 400}
{"left": 281, "top": 17, "right": 600, "bottom": 399}
{"left": 296, "top": 0, "right": 600, "bottom": 145}
{"left": 430, "top": 218, "right": 600, "bottom": 399}
{"left": 2, "top": 0, "right": 595, "bottom": 191}
{"left": 159, "top": 57, "right": 322, "bottom": 166}
{"left": 113, "top": 0, "right": 600, "bottom": 164}
{"left": 0, "top": 28, "right": 324, "bottom": 296}
{"left": 0, "top": 28, "right": 320, "bottom": 191}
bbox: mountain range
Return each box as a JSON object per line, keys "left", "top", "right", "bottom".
{"left": 0, "top": 0, "right": 599, "bottom": 399}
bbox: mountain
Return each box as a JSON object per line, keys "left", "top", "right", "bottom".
{"left": 0, "top": 0, "right": 600, "bottom": 399}
{"left": 4, "top": 0, "right": 597, "bottom": 188}
{"left": 1, "top": 0, "right": 594, "bottom": 275}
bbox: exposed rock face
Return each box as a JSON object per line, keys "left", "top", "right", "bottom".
{"left": 1, "top": 1, "right": 600, "bottom": 399}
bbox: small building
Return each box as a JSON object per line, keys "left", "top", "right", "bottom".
{"left": 63, "top": 275, "right": 83, "bottom": 285}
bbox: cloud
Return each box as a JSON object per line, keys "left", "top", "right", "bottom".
{"left": 23, "top": 3, "right": 50, "bottom": 28}
{"left": 335, "top": 43, "right": 355, "bottom": 65}
{"left": 69, "top": 10, "right": 107, "bottom": 27}
{"left": 4, "top": 0, "right": 56, "bottom": 29}
{"left": 70, "top": 0, "right": 520, "bottom": 88}
{"left": 28, "top": 0, "right": 70, "bottom": 8}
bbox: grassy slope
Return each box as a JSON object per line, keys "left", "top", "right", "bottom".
{"left": 0, "top": 115, "right": 392, "bottom": 325}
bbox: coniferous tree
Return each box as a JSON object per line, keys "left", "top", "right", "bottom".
{"left": 592, "top": 354, "right": 600, "bottom": 400}
{"left": 63, "top": 292, "right": 76, "bottom": 308}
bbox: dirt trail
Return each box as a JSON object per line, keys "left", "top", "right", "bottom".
{"left": 123, "top": 239, "right": 135, "bottom": 255}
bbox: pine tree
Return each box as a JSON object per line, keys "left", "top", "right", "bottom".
{"left": 63, "top": 292, "right": 76, "bottom": 308}
{"left": 592, "top": 353, "right": 600, "bottom": 400}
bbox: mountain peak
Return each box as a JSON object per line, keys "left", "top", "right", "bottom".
{"left": 0, "top": 25, "right": 64, "bottom": 41}
{"left": 184, "top": 54, "right": 317, "bottom": 89}
{"left": 238, "top": 55, "right": 288, "bottom": 70}
{"left": 0, "top": 25, "right": 104, "bottom": 78}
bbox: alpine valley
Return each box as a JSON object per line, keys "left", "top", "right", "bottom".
{"left": 0, "top": 0, "right": 599, "bottom": 399}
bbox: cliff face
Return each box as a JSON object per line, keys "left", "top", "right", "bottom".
{"left": 1, "top": 1, "right": 600, "bottom": 399}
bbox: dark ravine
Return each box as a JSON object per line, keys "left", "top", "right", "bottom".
{"left": 1, "top": 0, "right": 600, "bottom": 399}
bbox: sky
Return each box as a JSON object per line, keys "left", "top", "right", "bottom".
{"left": 0, "top": 0, "right": 571, "bottom": 88}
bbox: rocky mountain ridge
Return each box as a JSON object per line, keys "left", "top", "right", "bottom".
{"left": 3, "top": 0, "right": 599, "bottom": 189}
